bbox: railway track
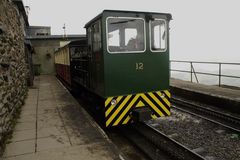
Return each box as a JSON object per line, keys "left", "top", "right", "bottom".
{"left": 120, "top": 123, "right": 205, "bottom": 160}
{"left": 172, "top": 96, "right": 240, "bottom": 133}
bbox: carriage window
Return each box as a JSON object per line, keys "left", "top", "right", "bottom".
{"left": 150, "top": 19, "right": 167, "bottom": 52}
{"left": 70, "top": 47, "right": 88, "bottom": 58}
{"left": 87, "top": 28, "right": 92, "bottom": 46}
{"left": 107, "top": 17, "right": 145, "bottom": 53}
{"left": 93, "top": 21, "right": 101, "bottom": 52}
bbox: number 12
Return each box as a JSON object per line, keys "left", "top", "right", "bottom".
{"left": 136, "top": 63, "right": 144, "bottom": 70}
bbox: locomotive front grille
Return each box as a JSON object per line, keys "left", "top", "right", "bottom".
{"left": 104, "top": 90, "right": 171, "bottom": 127}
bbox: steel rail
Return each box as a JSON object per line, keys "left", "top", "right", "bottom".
{"left": 172, "top": 97, "right": 240, "bottom": 133}
{"left": 120, "top": 125, "right": 170, "bottom": 160}
{"left": 121, "top": 123, "right": 205, "bottom": 160}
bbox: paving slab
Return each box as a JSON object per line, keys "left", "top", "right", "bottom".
{"left": 37, "top": 126, "right": 65, "bottom": 138}
{"left": 3, "top": 153, "right": 35, "bottom": 160}
{"left": 37, "top": 113, "right": 63, "bottom": 129}
{"left": 4, "top": 139, "right": 35, "bottom": 157}
{"left": 4, "top": 142, "right": 121, "bottom": 160}
{"left": 24, "top": 100, "right": 38, "bottom": 106}
{"left": 2, "top": 75, "right": 124, "bottom": 160}
{"left": 14, "top": 122, "right": 36, "bottom": 132}
{"left": 19, "top": 109, "right": 36, "bottom": 116}
{"left": 21, "top": 105, "right": 37, "bottom": 112}
{"left": 18, "top": 114, "right": 36, "bottom": 123}
{"left": 37, "top": 135, "right": 71, "bottom": 152}
{"left": 38, "top": 100, "right": 56, "bottom": 109}
{"left": 11, "top": 129, "right": 35, "bottom": 142}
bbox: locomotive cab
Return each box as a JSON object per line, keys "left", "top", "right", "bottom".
{"left": 83, "top": 10, "right": 172, "bottom": 127}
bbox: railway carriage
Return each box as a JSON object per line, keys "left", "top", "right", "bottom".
{"left": 55, "top": 39, "right": 87, "bottom": 88}
{"left": 55, "top": 10, "right": 172, "bottom": 127}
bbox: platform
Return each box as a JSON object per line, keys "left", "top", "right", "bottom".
{"left": 3, "top": 75, "right": 124, "bottom": 160}
{"left": 170, "top": 78, "right": 240, "bottom": 113}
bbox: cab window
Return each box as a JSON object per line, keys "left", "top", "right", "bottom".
{"left": 150, "top": 19, "right": 167, "bottom": 52}
{"left": 107, "top": 17, "right": 145, "bottom": 53}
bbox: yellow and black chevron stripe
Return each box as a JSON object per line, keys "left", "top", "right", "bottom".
{"left": 104, "top": 90, "right": 171, "bottom": 127}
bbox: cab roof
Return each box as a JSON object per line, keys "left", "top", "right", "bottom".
{"left": 84, "top": 10, "right": 172, "bottom": 28}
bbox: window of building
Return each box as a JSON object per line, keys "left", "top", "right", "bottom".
{"left": 150, "top": 19, "right": 167, "bottom": 52}
{"left": 36, "top": 33, "right": 49, "bottom": 36}
{"left": 107, "top": 17, "right": 145, "bottom": 53}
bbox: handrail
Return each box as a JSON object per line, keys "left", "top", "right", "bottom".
{"left": 171, "top": 60, "right": 240, "bottom": 65}
{"left": 170, "top": 60, "right": 240, "bottom": 87}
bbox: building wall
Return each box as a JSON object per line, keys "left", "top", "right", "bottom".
{"left": 0, "top": 0, "right": 28, "bottom": 154}
{"left": 31, "top": 38, "right": 82, "bottom": 75}
{"left": 27, "top": 26, "right": 51, "bottom": 36}
{"left": 31, "top": 39, "right": 60, "bottom": 74}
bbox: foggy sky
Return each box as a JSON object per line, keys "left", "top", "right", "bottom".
{"left": 23, "top": 0, "right": 240, "bottom": 62}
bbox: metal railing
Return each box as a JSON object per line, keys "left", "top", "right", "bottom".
{"left": 170, "top": 60, "right": 240, "bottom": 87}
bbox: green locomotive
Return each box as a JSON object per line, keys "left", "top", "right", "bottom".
{"left": 55, "top": 10, "right": 172, "bottom": 127}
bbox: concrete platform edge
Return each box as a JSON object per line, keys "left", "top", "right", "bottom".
{"left": 170, "top": 86, "right": 240, "bottom": 114}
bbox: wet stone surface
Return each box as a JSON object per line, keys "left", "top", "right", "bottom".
{"left": 148, "top": 109, "right": 240, "bottom": 160}
{"left": 2, "top": 76, "right": 123, "bottom": 160}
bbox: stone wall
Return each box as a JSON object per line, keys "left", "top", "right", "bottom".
{"left": 0, "top": 0, "right": 28, "bottom": 154}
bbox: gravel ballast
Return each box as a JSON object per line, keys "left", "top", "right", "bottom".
{"left": 148, "top": 109, "right": 240, "bottom": 160}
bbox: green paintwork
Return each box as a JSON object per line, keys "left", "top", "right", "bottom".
{"left": 85, "top": 10, "right": 172, "bottom": 98}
